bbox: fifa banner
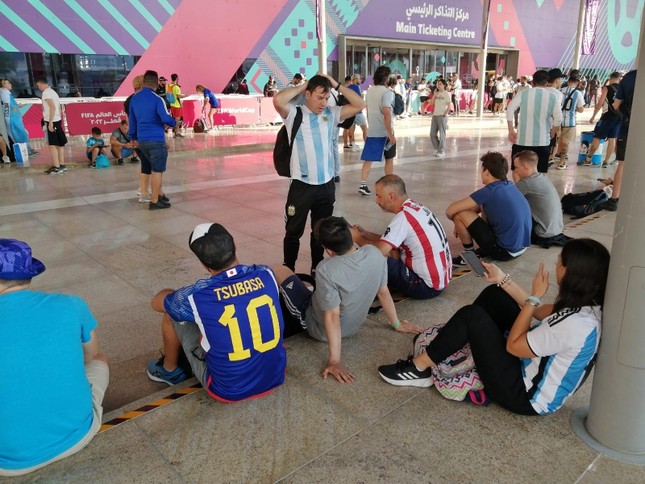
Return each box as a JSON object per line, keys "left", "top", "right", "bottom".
{"left": 582, "top": 0, "right": 601, "bottom": 55}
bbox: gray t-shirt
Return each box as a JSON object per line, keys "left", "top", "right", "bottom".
{"left": 516, "top": 172, "right": 564, "bottom": 238}
{"left": 305, "top": 245, "right": 387, "bottom": 341}
{"left": 366, "top": 85, "right": 394, "bottom": 137}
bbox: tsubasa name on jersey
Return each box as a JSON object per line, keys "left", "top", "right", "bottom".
{"left": 213, "top": 277, "right": 265, "bottom": 301}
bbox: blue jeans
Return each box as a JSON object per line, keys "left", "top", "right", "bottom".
{"left": 137, "top": 141, "right": 167, "bottom": 173}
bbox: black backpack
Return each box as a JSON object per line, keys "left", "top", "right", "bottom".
{"left": 561, "top": 189, "right": 609, "bottom": 218}
{"left": 273, "top": 107, "right": 302, "bottom": 177}
{"left": 335, "top": 93, "right": 355, "bottom": 129}
{"left": 393, "top": 92, "right": 405, "bottom": 115}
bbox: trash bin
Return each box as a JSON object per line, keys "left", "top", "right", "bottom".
{"left": 578, "top": 131, "right": 603, "bottom": 165}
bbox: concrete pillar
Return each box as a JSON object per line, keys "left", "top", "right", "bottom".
{"left": 571, "top": 11, "right": 645, "bottom": 464}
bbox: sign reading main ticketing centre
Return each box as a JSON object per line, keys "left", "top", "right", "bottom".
{"left": 348, "top": 0, "right": 481, "bottom": 45}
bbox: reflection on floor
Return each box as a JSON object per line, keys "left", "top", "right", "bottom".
{"left": 2, "top": 115, "right": 640, "bottom": 482}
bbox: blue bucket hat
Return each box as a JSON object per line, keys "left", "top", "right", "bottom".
{"left": 0, "top": 239, "right": 46, "bottom": 280}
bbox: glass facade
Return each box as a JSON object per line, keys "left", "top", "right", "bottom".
{"left": 0, "top": 52, "right": 140, "bottom": 98}
{"left": 343, "top": 38, "right": 510, "bottom": 89}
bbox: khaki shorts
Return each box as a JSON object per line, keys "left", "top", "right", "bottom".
{"left": 0, "top": 360, "right": 109, "bottom": 476}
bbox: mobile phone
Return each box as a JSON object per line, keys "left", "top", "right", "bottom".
{"left": 460, "top": 250, "right": 487, "bottom": 277}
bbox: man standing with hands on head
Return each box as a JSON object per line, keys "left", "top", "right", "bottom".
{"left": 273, "top": 72, "right": 365, "bottom": 275}
{"left": 129, "top": 70, "right": 176, "bottom": 210}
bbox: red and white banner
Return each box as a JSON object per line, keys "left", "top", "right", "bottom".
{"left": 64, "top": 101, "right": 126, "bottom": 135}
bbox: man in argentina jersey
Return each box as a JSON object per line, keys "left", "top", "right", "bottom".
{"left": 148, "top": 223, "right": 286, "bottom": 402}
{"left": 507, "top": 70, "right": 562, "bottom": 173}
{"left": 273, "top": 74, "right": 366, "bottom": 274}
{"left": 351, "top": 175, "right": 451, "bottom": 300}
{"left": 523, "top": 306, "right": 601, "bottom": 414}
{"left": 555, "top": 73, "right": 585, "bottom": 169}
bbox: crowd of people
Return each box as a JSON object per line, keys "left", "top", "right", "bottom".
{"left": 0, "top": 64, "right": 634, "bottom": 475}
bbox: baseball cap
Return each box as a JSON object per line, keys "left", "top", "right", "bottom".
{"left": 189, "top": 223, "right": 236, "bottom": 271}
{"left": 0, "top": 239, "right": 46, "bottom": 280}
{"left": 158, "top": 76, "right": 167, "bottom": 82}
{"left": 547, "top": 68, "right": 564, "bottom": 82}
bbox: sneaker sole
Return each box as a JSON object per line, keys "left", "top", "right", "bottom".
{"left": 378, "top": 372, "right": 433, "bottom": 388}
{"left": 146, "top": 370, "right": 180, "bottom": 386}
{"left": 358, "top": 191, "right": 371, "bottom": 196}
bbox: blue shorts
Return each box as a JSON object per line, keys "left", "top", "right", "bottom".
{"left": 386, "top": 257, "right": 442, "bottom": 300}
{"left": 354, "top": 112, "right": 367, "bottom": 126}
{"left": 593, "top": 118, "right": 621, "bottom": 140}
{"left": 137, "top": 140, "right": 167, "bottom": 173}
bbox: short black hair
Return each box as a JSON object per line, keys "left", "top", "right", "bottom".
{"left": 314, "top": 217, "right": 353, "bottom": 255}
{"left": 293, "top": 73, "right": 303, "bottom": 80}
{"left": 91, "top": 127, "right": 102, "bottom": 135}
{"left": 344, "top": 75, "right": 352, "bottom": 82}
{"left": 481, "top": 151, "right": 508, "bottom": 181}
{"left": 373, "top": 66, "right": 391, "bottom": 85}
{"left": 306, "top": 75, "right": 331, "bottom": 94}
{"left": 171, "top": 73, "right": 178, "bottom": 82}
{"left": 35, "top": 76, "right": 48, "bottom": 85}
{"left": 143, "top": 70, "right": 158, "bottom": 86}
{"left": 532, "top": 70, "right": 549, "bottom": 86}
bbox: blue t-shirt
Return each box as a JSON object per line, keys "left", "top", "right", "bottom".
{"left": 348, "top": 84, "right": 361, "bottom": 97}
{"left": 203, "top": 88, "right": 219, "bottom": 108}
{"left": 471, "top": 181, "right": 532, "bottom": 252}
{"left": 0, "top": 291, "right": 97, "bottom": 471}
{"left": 86, "top": 137, "right": 104, "bottom": 150}
{"left": 128, "top": 87, "right": 176, "bottom": 142}
{"left": 164, "top": 264, "right": 286, "bottom": 402}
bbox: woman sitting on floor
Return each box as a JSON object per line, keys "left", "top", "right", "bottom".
{"left": 378, "top": 238, "right": 610, "bottom": 416}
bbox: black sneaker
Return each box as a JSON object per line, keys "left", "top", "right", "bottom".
{"left": 600, "top": 198, "right": 618, "bottom": 211}
{"left": 358, "top": 184, "right": 371, "bottom": 195}
{"left": 44, "top": 165, "right": 62, "bottom": 175}
{"left": 452, "top": 255, "right": 467, "bottom": 266}
{"left": 149, "top": 200, "right": 171, "bottom": 210}
{"left": 117, "top": 158, "right": 124, "bottom": 165}
{"left": 159, "top": 193, "right": 170, "bottom": 203}
{"left": 130, "top": 156, "right": 139, "bottom": 163}
{"left": 378, "top": 356, "right": 432, "bottom": 388}
{"left": 334, "top": 176, "right": 340, "bottom": 183}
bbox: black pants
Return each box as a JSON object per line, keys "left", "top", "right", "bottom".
{"left": 425, "top": 285, "right": 538, "bottom": 415}
{"left": 511, "top": 144, "right": 550, "bottom": 173}
{"left": 283, "top": 179, "right": 335, "bottom": 271}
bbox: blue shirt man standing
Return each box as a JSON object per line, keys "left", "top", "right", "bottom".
{"left": 128, "top": 70, "right": 176, "bottom": 210}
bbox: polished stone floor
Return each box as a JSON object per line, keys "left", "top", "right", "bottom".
{"left": 2, "top": 113, "right": 642, "bottom": 483}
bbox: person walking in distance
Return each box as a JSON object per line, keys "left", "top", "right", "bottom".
{"left": 429, "top": 78, "right": 451, "bottom": 158}
{"left": 358, "top": 66, "right": 396, "bottom": 195}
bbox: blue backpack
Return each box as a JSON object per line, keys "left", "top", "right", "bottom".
{"left": 95, "top": 153, "right": 110, "bottom": 169}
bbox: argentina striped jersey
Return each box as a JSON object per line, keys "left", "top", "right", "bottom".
{"left": 284, "top": 104, "right": 341, "bottom": 185}
{"left": 507, "top": 87, "right": 561, "bottom": 146}
{"left": 521, "top": 306, "right": 601, "bottom": 414}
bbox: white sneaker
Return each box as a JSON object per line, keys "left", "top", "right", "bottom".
{"left": 351, "top": 144, "right": 362, "bottom": 152}
{"left": 138, "top": 193, "right": 152, "bottom": 203}
{"left": 436, "top": 151, "right": 446, "bottom": 158}
{"left": 2, "top": 155, "right": 10, "bottom": 164}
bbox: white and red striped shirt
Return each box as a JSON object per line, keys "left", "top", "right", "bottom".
{"left": 381, "top": 199, "right": 452, "bottom": 290}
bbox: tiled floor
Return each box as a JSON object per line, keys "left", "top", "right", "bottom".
{"left": 2, "top": 113, "right": 642, "bottom": 482}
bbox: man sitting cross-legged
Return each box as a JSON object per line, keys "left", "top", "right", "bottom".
{"left": 0, "top": 239, "right": 109, "bottom": 476}
{"left": 350, "top": 174, "right": 452, "bottom": 300}
{"left": 273, "top": 216, "right": 422, "bottom": 383}
{"left": 513, "top": 150, "right": 570, "bottom": 247}
{"left": 447, "top": 151, "right": 532, "bottom": 265}
{"left": 148, "top": 223, "right": 287, "bottom": 402}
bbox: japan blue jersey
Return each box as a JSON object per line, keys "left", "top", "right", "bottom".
{"left": 164, "top": 264, "right": 286, "bottom": 402}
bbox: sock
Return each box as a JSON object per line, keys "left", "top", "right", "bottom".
{"left": 463, "top": 243, "right": 474, "bottom": 251}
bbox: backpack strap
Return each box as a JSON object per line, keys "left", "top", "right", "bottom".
{"left": 289, "top": 107, "right": 303, "bottom": 147}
